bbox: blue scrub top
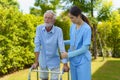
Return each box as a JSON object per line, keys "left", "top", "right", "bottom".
{"left": 68, "top": 22, "right": 92, "bottom": 66}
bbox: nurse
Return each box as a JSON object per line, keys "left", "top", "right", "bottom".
{"left": 61, "top": 6, "right": 92, "bottom": 80}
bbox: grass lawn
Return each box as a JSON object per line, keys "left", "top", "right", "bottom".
{"left": 0, "top": 57, "right": 120, "bottom": 80}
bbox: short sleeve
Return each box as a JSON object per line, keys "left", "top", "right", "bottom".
{"left": 83, "top": 26, "right": 92, "bottom": 46}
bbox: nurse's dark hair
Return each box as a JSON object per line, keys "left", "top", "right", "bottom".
{"left": 69, "top": 6, "right": 90, "bottom": 26}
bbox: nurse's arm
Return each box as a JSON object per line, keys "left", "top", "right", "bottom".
{"left": 68, "top": 45, "right": 89, "bottom": 58}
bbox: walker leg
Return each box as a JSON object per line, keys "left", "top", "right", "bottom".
{"left": 37, "top": 67, "right": 39, "bottom": 80}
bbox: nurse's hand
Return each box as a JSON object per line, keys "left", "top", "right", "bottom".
{"left": 61, "top": 52, "right": 68, "bottom": 58}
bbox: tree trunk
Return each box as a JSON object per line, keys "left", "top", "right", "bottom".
{"left": 91, "top": 0, "right": 98, "bottom": 59}
{"left": 92, "top": 24, "right": 98, "bottom": 59}
{"left": 98, "top": 32, "right": 105, "bottom": 60}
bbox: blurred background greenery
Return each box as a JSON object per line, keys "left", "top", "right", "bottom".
{"left": 0, "top": 0, "right": 120, "bottom": 79}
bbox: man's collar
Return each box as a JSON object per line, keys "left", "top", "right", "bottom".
{"left": 42, "top": 25, "right": 55, "bottom": 33}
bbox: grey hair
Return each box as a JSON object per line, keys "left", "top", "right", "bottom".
{"left": 44, "top": 10, "right": 56, "bottom": 19}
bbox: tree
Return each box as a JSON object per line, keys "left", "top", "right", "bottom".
{"left": 97, "top": 0, "right": 112, "bottom": 21}
{"left": 0, "top": 0, "right": 18, "bottom": 8}
{"left": 30, "top": 0, "right": 60, "bottom": 16}
{"left": 106, "top": 11, "right": 120, "bottom": 57}
{"left": 97, "top": 10, "right": 120, "bottom": 57}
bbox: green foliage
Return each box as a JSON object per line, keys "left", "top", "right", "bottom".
{"left": 68, "top": 0, "right": 92, "bottom": 12}
{"left": 0, "top": 0, "right": 18, "bottom": 8}
{"left": 97, "top": 0, "right": 112, "bottom": 21}
{"left": 97, "top": 11, "right": 120, "bottom": 57}
{"left": 30, "top": 0, "right": 60, "bottom": 16}
{"left": 107, "top": 11, "right": 120, "bottom": 57}
{"left": 30, "top": 8, "right": 41, "bottom": 16}
{"left": 0, "top": 7, "right": 43, "bottom": 75}
{"left": 108, "top": 25, "right": 120, "bottom": 57}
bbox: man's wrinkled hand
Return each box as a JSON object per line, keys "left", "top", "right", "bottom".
{"left": 63, "top": 63, "right": 69, "bottom": 72}
{"left": 32, "top": 62, "right": 39, "bottom": 69}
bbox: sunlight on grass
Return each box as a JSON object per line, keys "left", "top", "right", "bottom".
{"left": 91, "top": 57, "right": 107, "bottom": 75}
{"left": 0, "top": 64, "right": 69, "bottom": 80}
{"left": 92, "top": 57, "right": 120, "bottom": 80}
{"left": 0, "top": 57, "right": 120, "bottom": 80}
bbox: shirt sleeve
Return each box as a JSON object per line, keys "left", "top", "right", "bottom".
{"left": 58, "top": 28, "right": 68, "bottom": 63}
{"left": 64, "top": 40, "right": 70, "bottom": 45}
{"left": 58, "top": 28, "right": 65, "bottom": 52}
{"left": 61, "top": 58, "right": 68, "bottom": 63}
{"left": 34, "top": 26, "right": 41, "bottom": 52}
{"left": 83, "top": 26, "right": 92, "bottom": 46}
{"left": 68, "top": 45, "right": 89, "bottom": 58}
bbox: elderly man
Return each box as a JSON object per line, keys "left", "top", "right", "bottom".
{"left": 32, "top": 10, "right": 69, "bottom": 80}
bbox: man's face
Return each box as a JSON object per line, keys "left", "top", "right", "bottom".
{"left": 44, "top": 13, "right": 54, "bottom": 27}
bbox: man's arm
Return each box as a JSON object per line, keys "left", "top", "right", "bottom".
{"left": 34, "top": 52, "right": 39, "bottom": 64}
{"left": 32, "top": 52, "right": 39, "bottom": 68}
{"left": 57, "top": 28, "right": 68, "bottom": 63}
{"left": 58, "top": 28, "right": 69, "bottom": 72}
{"left": 32, "top": 26, "right": 41, "bottom": 68}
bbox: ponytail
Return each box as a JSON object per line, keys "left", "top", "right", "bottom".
{"left": 69, "top": 6, "right": 92, "bottom": 28}
{"left": 81, "top": 14, "right": 90, "bottom": 26}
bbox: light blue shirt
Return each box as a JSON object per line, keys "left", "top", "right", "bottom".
{"left": 64, "top": 22, "right": 92, "bottom": 66}
{"left": 34, "top": 24, "right": 67, "bottom": 69}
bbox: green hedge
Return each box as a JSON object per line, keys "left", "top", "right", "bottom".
{"left": 0, "top": 7, "right": 43, "bottom": 75}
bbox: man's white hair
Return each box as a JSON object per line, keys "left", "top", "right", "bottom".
{"left": 44, "top": 10, "right": 56, "bottom": 19}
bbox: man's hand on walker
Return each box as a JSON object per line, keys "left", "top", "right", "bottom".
{"left": 32, "top": 62, "right": 39, "bottom": 69}
{"left": 63, "top": 63, "right": 69, "bottom": 72}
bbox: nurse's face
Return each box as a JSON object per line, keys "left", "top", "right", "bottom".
{"left": 68, "top": 13, "right": 81, "bottom": 24}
